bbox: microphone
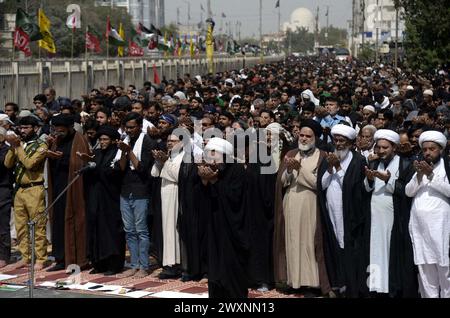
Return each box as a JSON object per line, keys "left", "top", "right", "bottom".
{"left": 76, "top": 162, "right": 96, "bottom": 175}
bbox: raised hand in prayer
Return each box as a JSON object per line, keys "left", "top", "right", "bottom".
{"left": 374, "top": 169, "right": 391, "bottom": 182}
{"left": 285, "top": 157, "right": 301, "bottom": 173}
{"left": 76, "top": 152, "right": 95, "bottom": 162}
{"left": 364, "top": 166, "right": 375, "bottom": 181}
{"left": 315, "top": 106, "right": 328, "bottom": 118}
{"left": 46, "top": 150, "right": 63, "bottom": 160}
{"left": 6, "top": 135, "right": 21, "bottom": 148}
{"left": 413, "top": 160, "right": 425, "bottom": 181}
{"left": 326, "top": 153, "right": 341, "bottom": 173}
{"left": 198, "top": 165, "right": 219, "bottom": 185}
{"left": 117, "top": 140, "right": 132, "bottom": 153}
{"left": 418, "top": 161, "right": 433, "bottom": 177}
{"left": 152, "top": 150, "right": 168, "bottom": 164}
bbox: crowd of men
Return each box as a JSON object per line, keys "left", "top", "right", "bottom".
{"left": 0, "top": 56, "right": 449, "bottom": 298}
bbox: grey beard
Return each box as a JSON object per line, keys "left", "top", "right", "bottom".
{"left": 334, "top": 148, "right": 350, "bottom": 160}
{"left": 298, "top": 142, "right": 315, "bottom": 152}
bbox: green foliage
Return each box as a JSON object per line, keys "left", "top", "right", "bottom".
{"left": 1, "top": 0, "right": 134, "bottom": 58}
{"left": 283, "top": 26, "right": 347, "bottom": 54}
{"left": 398, "top": 0, "right": 450, "bottom": 72}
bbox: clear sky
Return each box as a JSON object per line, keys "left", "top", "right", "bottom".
{"left": 165, "top": 0, "right": 353, "bottom": 37}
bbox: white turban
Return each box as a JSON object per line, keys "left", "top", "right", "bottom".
{"left": 423, "top": 89, "right": 433, "bottom": 97}
{"left": 363, "top": 105, "right": 376, "bottom": 113}
{"left": 204, "top": 137, "right": 234, "bottom": 156}
{"left": 374, "top": 129, "right": 400, "bottom": 145}
{"left": 331, "top": 124, "right": 357, "bottom": 140}
{"left": 301, "top": 89, "right": 320, "bottom": 106}
{"left": 419, "top": 131, "right": 447, "bottom": 150}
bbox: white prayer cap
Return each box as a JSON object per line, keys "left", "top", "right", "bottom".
{"left": 363, "top": 105, "right": 376, "bottom": 113}
{"left": 331, "top": 124, "right": 357, "bottom": 140}
{"left": 406, "top": 85, "right": 414, "bottom": 90}
{"left": 266, "top": 122, "right": 283, "bottom": 134}
{"left": 423, "top": 89, "right": 433, "bottom": 97}
{"left": 0, "top": 114, "right": 14, "bottom": 125}
{"left": 419, "top": 130, "right": 447, "bottom": 150}
{"left": 204, "top": 137, "right": 234, "bottom": 156}
{"left": 174, "top": 91, "right": 187, "bottom": 101}
{"left": 374, "top": 129, "right": 400, "bottom": 145}
{"left": 225, "top": 78, "right": 235, "bottom": 87}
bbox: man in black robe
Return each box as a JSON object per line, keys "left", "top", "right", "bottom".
{"left": 245, "top": 130, "right": 276, "bottom": 292}
{"left": 317, "top": 124, "right": 370, "bottom": 298}
{"left": 176, "top": 132, "right": 207, "bottom": 282}
{"left": 197, "top": 137, "right": 249, "bottom": 298}
{"left": 82, "top": 126, "right": 125, "bottom": 275}
{"left": 387, "top": 152, "right": 419, "bottom": 297}
{"left": 46, "top": 114, "right": 91, "bottom": 271}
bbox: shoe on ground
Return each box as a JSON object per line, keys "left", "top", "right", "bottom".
{"left": 134, "top": 269, "right": 149, "bottom": 279}
{"left": 117, "top": 268, "right": 138, "bottom": 278}
{"left": 257, "top": 284, "right": 270, "bottom": 292}
{"left": 33, "top": 262, "right": 49, "bottom": 272}
{"left": 46, "top": 263, "right": 65, "bottom": 272}
{"left": 12, "top": 259, "right": 28, "bottom": 270}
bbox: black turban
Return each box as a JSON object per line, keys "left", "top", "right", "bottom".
{"left": 300, "top": 119, "right": 322, "bottom": 138}
{"left": 50, "top": 114, "right": 74, "bottom": 127}
{"left": 96, "top": 125, "right": 120, "bottom": 141}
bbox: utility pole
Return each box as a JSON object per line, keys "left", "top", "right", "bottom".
{"left": 325, "top": 6, "right": 329, "bottom": 46}
{"left": 395, "top": 2, "right": 399, "bottom": 70}
{"left": 177, "top": 7, "right": 180, "bottom": 25}
{"left": 259, "top": 0, "right": 263, "bottom": 60}
{"left": 314, "top": 6, "right": 319, "bottom": 51}
{"left": 277, "top": 0, "right": 281, "bottom": 54}
{"left": 207, "top": 0, "right": 212, "bottom": 20}
{"left": 351, "top": 0, "right": 356, "bottom": 56}
{"left": 375, "top": 0, "right": 379, "bottom": 64}
{"left": 361, "top": 0, "right": 365, "bottom": 52}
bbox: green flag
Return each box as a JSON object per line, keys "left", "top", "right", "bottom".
{"left": 131, "top": 27, "right": 150, "bottom": 48}
{"left": 15, "top": 8, "right": 42, "bottom": 41}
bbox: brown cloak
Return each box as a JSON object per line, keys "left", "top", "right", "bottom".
{"left": 273, "top": 148, "right": 331, "bottom": 295}
{"left": 48, "top": 132, "right": 91, "bottom": 268}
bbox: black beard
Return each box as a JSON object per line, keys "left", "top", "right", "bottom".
{"left": 425, "top": 155, "right": 441, "bottom": 165}
{"left": 22, "top": 132, "right": 37, "bottom": 142}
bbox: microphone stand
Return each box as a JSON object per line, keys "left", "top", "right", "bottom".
{"left": 27, "top": 172, "right": 83, "bottom": 298}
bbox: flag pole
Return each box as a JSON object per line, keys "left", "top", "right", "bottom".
{"left": 71, "top": 27, "right": 75, "bottom": 62}
{"left": 38, "top": 7, "right": 41, "bottom": 60}
{"left": 85, "top": 26, "right": 88, "bottom": 61}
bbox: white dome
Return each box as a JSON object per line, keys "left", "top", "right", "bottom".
{"left": 285, "top": 7, "right": 315, "bottom": 33}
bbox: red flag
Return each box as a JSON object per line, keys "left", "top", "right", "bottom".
{"left": 14, "top": 28, "right": 32, "bottom": 57}
{"left": 129, "top": 41, "right": 144, "bottom": 56}
{"left": 86, "top": 31, "right": 101, "bottom": 53}
{"left": 148, "top": 37, "right": 158, "bottom": 50}
{"left": 106, "top": 16, "right": 111, "bottom": 39}
{"left": 153, "top": 63, "right": 160, "bottom": 85}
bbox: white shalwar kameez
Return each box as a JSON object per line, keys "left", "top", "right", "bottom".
{"left": 364, "top": 155, "right": 400, "bottom": 293}
{"left": 151, "top": 151, "right": 185, "bottom": 267}
{"left": 405, "top": 158, "right": 450, "bottom": 298}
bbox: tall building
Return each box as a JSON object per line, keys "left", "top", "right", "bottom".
{"left": 95, "top": 0, "right": 165, "bottom": 28}
{"left": 352, "top": 0, "right": 405, "bottom": 47}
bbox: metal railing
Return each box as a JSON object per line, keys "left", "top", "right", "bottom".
{"left": 0, "top": 55, "right": 283, "bottom": 109}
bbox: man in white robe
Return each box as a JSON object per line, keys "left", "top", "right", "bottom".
{"left": 405, "top": 130, "right": 450, "bottom": 298}
{"left": 364, "top": 129, "right": 401, "bottom": 294}
{"left": 151, "top": 134, "right": 185, "bottom": 279}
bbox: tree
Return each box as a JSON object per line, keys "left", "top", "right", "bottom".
{"left": 1, "top": 0, "right": 134, "bottom": 58}
{"left": 397, "top": 0, "right": 450, "bottom": 72}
